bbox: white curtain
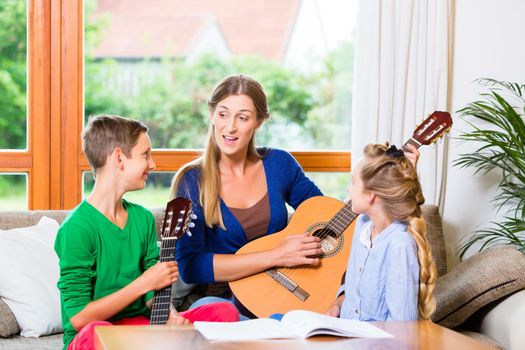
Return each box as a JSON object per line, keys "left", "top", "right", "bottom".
{"left": 351, "top": 0, "right": 451, "bottom": 209}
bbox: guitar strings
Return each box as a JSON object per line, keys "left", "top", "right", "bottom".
{"left": 283, "top": 205, "right": 355, "bottom": 278}
{"left": 151, "top": 233, "right": 178, "bottom": 323}
{"left": 282, "top": 203, "right": 356, "bottom": 279}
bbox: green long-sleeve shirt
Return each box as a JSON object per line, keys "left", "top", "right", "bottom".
{"left": 54, "top": 199, "right": 159, "bottom": 349}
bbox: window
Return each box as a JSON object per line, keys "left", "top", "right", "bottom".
{"left": 82, "top": 0, "right": 354, "bottom": 205}
{"left": 0, "top": 174, "right": 27, "bottom": 210}
{"left": 0, "top": 1, "right": 27, "bottom": 151}
{"left": 0, "top": 1, "right": 27, "bottom": 209}
{"left": 84, "top": 1, "right": 355, "bottom": 147}
{"left": 0, "top": 1, "right": 353, "bottom": 210}
{"left": 0, "top": 0, "right": 50, "bottom": 209}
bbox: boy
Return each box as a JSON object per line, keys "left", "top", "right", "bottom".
{"left": 55, "top": 115, "right": 238, "bottom": 350}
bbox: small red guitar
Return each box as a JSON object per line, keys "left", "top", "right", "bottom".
{"left": 150, "top": 197, "right": 194, "bottom": 325}
{"left": 229, "top": 111, "right": 452, "bottom": 317}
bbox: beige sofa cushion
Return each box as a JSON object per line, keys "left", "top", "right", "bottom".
{"left": 0, "top": 297, "right": 19, "bottom": 337}
{"left": 433, "top": 245, "right": 525, "bottom": 328}
{"left": 0, "top": 212, "right": 67, "bottom": 339}
{"left": 0, "top": 211, "right": 69, "bottom": 229}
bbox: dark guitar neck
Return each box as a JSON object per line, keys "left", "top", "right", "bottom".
{"left": 402, "top": 138, "right": 422, "bottom": 151}
{"left": 149, "top": 238, "right": 177, "bottom": 325}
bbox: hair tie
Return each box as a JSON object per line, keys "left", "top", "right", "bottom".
{"left": 385, "top": 145, "right": 404, "bottom": 158}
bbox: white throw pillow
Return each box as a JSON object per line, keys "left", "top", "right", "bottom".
{"left": 0, "top": 216, "right": 62, "bottom": 337}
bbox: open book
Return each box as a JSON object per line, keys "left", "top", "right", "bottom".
{"left": 194, "top": 310, "right": 394, "bottom": 341}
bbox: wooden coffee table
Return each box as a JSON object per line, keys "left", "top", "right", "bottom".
{"left": 94, "top": 321, "right": 496, "bottom": 350}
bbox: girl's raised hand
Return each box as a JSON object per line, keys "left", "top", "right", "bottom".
{"left": 404, "top": 143, "right": 420, "bottom": 169}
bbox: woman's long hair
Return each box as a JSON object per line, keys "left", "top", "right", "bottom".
{"left": 170, "top": 74, "right": 270, "bottom": 229}
{"left": 360, "top": 143, "right": 437, "bottom": 320}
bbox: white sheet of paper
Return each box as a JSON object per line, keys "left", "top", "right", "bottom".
{"left": 194, "top": 310, "right": 394, "bottom": 341}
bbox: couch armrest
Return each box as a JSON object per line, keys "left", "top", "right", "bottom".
{"left": 477, "top": 289, "right": 525, "bottom": 350}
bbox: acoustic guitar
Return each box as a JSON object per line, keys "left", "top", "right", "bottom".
{"left": 150, "top": 197, "right": 194, "bottom": 325}
{"left": 229, "top": 111, "right": 452, "bottom": 318}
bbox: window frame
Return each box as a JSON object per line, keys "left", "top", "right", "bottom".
{"left": 0, "top": 0, "right": 51, "bottom": 209}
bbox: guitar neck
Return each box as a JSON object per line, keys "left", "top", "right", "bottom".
{"left": 324, "top": 202, "right": 357, "bottom": 237}
{"left": 149, "top": 238, "right": 177, "bottom": 325}
{"left": 402, "top": 138, "right": 422, "bottom": 151}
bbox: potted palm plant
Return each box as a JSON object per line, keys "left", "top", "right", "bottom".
{"left": 454, "top": 78, "right": 525, "bottom": 259}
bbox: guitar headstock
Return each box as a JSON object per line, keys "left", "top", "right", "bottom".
{"left": 160, "top": 197, "right": 193, "bottom": 240}
{"left": 411, "top": 111, "right": 452, "bottom": 145}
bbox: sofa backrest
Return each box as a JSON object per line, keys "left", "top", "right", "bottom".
{"left": 421, "top": 205, "right": 447, "bottom": 276}
{"left": 0, "top": 208, "right": 165, "bottom": 238}
{"left": 0, "top": 211, "right": 69, "bottom": 230}
{"left": 0, "top": 204, "right": 447, "bottom": 275}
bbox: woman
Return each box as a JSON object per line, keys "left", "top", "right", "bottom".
{"left": 171, "top": 75, "right": 324, "bottom": 315}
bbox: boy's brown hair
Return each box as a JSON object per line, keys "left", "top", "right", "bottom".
{"left": 82, "top": 115, "right": 148, "bottom": 172}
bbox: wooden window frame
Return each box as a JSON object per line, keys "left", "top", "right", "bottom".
{"left": 0, "top": 0, "right": 51, "bottom": 209}
{"left": 0, "top": 0, "right": 350, "bottom": 210}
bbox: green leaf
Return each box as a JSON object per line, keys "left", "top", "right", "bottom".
{"left": 455, "top": 78, "right": 525, "bottom": 259}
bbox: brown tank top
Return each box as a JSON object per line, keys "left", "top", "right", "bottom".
{"left": 228, "top": 192, "right": 270, "bottom": 242}
{"left": 205, "top": 193, "right": 270, "bottom": 299}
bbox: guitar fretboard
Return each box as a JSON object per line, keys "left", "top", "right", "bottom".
{"left": 149, "top": 199, "right": 192, "bottom": 325}
{"left": 323, "top": 201, "right": 356, "bottom": 237}
{"left": 150, "top": 237, "right": 177, "bottom": 325}
{"left": 403, "top": 138, "right": 422, "bottom": 151}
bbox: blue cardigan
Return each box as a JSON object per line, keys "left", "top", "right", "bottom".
{"left": 174, "top": 148, "right": 323, "bottom": 284}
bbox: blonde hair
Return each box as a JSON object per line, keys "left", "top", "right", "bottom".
{"left": 170, "top": 75, "right": 270, "bottom": 229}
{"left": 360, "top": 143, "right": 437, "bottom": 320}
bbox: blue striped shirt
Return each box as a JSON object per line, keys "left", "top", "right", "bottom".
{"left": 339, "top": 214, "right": 419, "bottom": 321}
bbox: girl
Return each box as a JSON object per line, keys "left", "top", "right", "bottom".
{"left": 325, "top": 143, "right": 437, "bottom": 321}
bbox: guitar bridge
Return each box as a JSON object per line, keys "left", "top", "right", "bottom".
{"left": 266, "top": 269, "right": 310, "bottom": 301}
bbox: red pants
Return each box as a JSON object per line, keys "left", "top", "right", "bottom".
{"left": 67, "top": 302, "right": 239, "bottom": 350}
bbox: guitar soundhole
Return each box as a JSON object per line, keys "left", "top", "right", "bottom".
{"left": 306, "top": 222, "right": 344, "bottom": 258}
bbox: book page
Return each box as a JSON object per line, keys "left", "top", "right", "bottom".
{"left": 194, "top": 318, "right": 300, "bottom": 341}
{"left": 281, "top": 310, "right": 394, "bottom": 338}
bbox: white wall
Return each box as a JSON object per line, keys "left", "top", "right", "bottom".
{"left": 444, "top": 0, "right": 525, "bottom": 268}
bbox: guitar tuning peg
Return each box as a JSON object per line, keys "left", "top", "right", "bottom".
{"left": 186, "top": 230, "right": 192, "bottom": 237}
{"left": 188, "top": 222, "right": 195, "bottom": 228}
{"left": 190, "top": 214, "right": 197, "bottom": 220}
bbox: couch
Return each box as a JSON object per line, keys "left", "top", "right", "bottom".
{"left": 0, "top": 205, "right": 524, "bottom": 349}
